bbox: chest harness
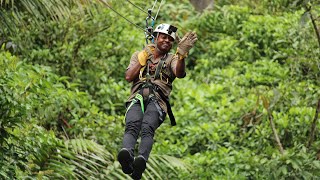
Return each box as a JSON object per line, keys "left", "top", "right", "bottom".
{"left": 126, "top": 54, "right": 176, "bottom": 126}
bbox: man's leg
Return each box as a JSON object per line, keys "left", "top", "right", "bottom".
{"left": 131, "top": 100, "right": 165, "bottom": 179}
{"left": 118, "top": 103, "right": 143, "bottom": 174}
{"left": 139, "top": 101, "right": 163, "bottom": 160}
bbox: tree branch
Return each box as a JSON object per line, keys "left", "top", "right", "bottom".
{"left": 267, "top": 109, "right": 284, "bottom": 154}
{"left": 306, "top": 6, "right": 320, "bottom": 47}
{"left": 307, "top": 99, "right": 320, "bottom": 148}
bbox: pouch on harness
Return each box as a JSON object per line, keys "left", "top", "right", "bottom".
{"left": 126, "top": 54, "right": 176, "bottom": 126}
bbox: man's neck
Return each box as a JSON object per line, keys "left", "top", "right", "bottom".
{"left": 154, "top": 48, "right": 167, "bottom": 59}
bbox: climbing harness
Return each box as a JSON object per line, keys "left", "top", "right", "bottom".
{"left": 128, "top": 52, "right": 177, "bottom": 126}
{"left": 135, "top": 2, "right": 177, "bottom": 126}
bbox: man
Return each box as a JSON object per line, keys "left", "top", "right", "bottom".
{"left": 118, "top": 23, "right": 197, "bottom": 180}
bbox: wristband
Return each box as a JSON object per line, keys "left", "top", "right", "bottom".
{"left": 175, "top": 49, "right": 188, "bottom": 61}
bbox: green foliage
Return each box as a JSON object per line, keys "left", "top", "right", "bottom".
{"left": 0, "top": 51, "right": 123, "bottom": 179}
{"left": 155, "top": 2, "right": 320, "bottom": 179}
{"left": 178, "top": 145, "right": 320, "bottom": 179}
{"left": 9, "top": 4, "right": 139, "bottom": 114}
{"left": 2, "top": 0, "right": 320, "bottom": 179}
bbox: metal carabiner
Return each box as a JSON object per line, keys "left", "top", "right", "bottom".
{"left": 145, "top": 9, "right": 155, "bottom": 44}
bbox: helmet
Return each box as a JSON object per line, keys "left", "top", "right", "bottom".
{"left": 153, "top": 23, "right": 178, "bottom": 40}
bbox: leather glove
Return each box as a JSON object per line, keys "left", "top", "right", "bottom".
{"left": 138, "top": 44, "right": 155, "bottom": 66}
{"left": 176, "top": 31, "right": 198, "bottom": 58}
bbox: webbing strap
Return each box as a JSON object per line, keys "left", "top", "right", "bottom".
{"left": 157, "top": 88, "right": 176, "bottom": 126}
{"left": 154, "top": 55, "right": 166, "bottom": 80}
{"left": 135, "top": 93, "right": 144, "bottom": 113}
{"left": 125, "top": 93, "right": 145, "bottom": 121}
{"left": 139, "top": 53, "right": 167, "bottom": 81}
{"left": 139, "top": 66, "right": 146, "bottom": 80}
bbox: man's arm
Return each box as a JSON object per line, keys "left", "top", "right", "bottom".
{"left": 174, "top": 56, "right": 186, "bottom": 78}
{"left": 125, "top": 50, "right": 152, "bottom": 82}
{"left": 125, "top": 61, "right": 142, "bottom": 82}
{"left": 173, "top": 31, "right": 198, "bottom": 78}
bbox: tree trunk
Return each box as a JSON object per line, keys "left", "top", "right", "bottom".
{"left": 189, "top": 0, "right": 214, "bottom": 12}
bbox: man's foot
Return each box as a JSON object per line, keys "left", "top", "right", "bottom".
{"left": 117, "top": 148, "right": 134, "bottom": 174}
{"left": 131, "top": 155, "right": 146, "bottom": 180}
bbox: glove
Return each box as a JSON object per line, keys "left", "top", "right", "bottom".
{"left": 138, "top": 44, "right": 155, "bottom": 66}
{"left": 176, "top": 31, "right": 198, "bottom": 59}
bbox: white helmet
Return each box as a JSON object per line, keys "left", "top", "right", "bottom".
{"left": 153, "top": 23, "right": 178, "bottom": 40}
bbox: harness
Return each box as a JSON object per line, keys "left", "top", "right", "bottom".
{"left": 126, "top": 54, "right": 176, "bottom": 126}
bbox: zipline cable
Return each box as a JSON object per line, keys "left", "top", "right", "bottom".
{"left": 97, "top": 0, "right": 150, "bottom": 35}
{"left": 97, "top": 0, "right": 164, "bottom": 43}
{"left": 125, "top": 0, "right": 149, "bottom": 15}
{"left": 121, "top": 0, "right": 162, "bottom": 44}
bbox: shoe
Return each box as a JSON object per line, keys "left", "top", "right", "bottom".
{"left": 131, "top": 155, "right": 146, "bottom": 180}
{"left": 117, "top": 148, "right": 134, "bottom": 174}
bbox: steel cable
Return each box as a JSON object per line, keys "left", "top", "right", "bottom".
{"left": 97, "top": 0, "right": 163, "bottom": 36}
{"left": 126, "top": 0, "right": 149, "bottom": 15}
{"left": 97, "top": 0, "right": 149, "bottom": 34}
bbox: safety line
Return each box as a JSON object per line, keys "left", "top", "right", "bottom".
{"left": 154, "top": 0, "right": 163, "bottom": 21}
{"left": 151, "top": 0, "right": 158, "bottom": 11}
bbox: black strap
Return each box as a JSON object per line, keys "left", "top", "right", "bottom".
{"left": 156, "top": 87, "right": 176, "bottom": 126}
{"left": 154, "top": 54, "right": 167, "bottom": 80}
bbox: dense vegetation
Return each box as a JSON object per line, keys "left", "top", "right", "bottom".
{"left": 1, "top": 0, "right": 320, "bottom": 179}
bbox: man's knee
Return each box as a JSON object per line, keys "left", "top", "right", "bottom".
{"left": 141, "top": 121, "right": 157, "bottom": 138}
{"left": 125, "top": 120, "right": 141, "bottom": 137}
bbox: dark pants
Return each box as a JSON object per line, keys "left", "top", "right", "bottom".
{"left": 122, "top": 98, "right": 165, "bottom": 161}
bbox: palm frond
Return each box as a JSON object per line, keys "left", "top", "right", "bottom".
{"left": 33, "top": 138, "right": 117, "bottom": 179}
{"left": 34, "top": 138, "right": 191, "bottom": 179}
{"left": 109, "top": 153, "right": 191, "bottom": 180}
{"left": 0, "top": 0, "right": 99, "bottom": 38}
{"left": 142, "top": 154, "right": 192, "bottom": 179}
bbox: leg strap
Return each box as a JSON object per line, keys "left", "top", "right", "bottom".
{"left": 152, "top": 98, "right": 165, "bottom": 122}
{"left": 125, "top": 93, "right": 145, "bottom": 121}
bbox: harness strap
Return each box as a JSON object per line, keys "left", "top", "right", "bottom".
{"left": 125, "top": 93, "right": 145, "bottom": 117}
{"left": 124, "top": 93, "right": 145, "bottom": 124}
{"left": 139, "top": 66, "right": 146, "bottom": 80}
{"left": 154, "top": 86, "right": 176, "bottom": 126}
{"left": 154, "top": 54, "right": 167, "bottom": 80}
{"left": 153, "top": 98, "right": 165, "bottom": 122}
{"left": 139, "top": 53, "right": 168, "bottom": 82}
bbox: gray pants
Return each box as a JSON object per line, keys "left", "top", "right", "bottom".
{"left": 122, "top": 98, "right": 166, "bottom": 161}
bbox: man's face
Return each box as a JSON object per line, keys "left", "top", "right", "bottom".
{"left": 156, "top": 33, "right": 174, "bottom": 53}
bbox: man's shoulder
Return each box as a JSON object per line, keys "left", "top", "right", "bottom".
{"left": 166, "top": 53, "right": 178, "bottom": 62}
{"left": 130, "top": 51, "right": 140, "bottom": 61}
